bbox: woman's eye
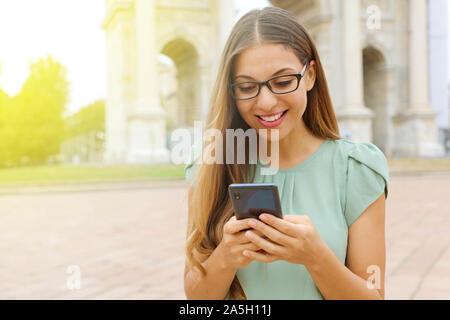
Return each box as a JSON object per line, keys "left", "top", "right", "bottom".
{"left": 274, "top": 80, "right": 293, "bottom": 87}
{"left": 238, "top": 84, "right": 257, "bottom": 92}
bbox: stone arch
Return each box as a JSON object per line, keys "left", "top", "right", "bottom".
{"left": 362, "top": 39, "right": 392, "bottom": 67}
{"left": 161, "top": 37, "right": 200, "bottom": 128}
{"left": 157, "top": 27, "right": 206, "bottom": 63}
{"left": 363, "top": 45, "right": 389, "bottom": 152}
{"left": 103, "top": 0, "right": 236, "bottom": 164}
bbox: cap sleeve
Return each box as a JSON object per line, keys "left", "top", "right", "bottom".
{"left": 343, "top": 142, "right": 389, "bottom": 227}
{"left": 185, "top": 144, "right": 201, "bottom": 188}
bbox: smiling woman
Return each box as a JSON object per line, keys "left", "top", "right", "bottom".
{"left": 232, "top": 44, "right": 316, "bottom": 140}
{"left": 184, "top": 7, "right": 389, "bottom": 300}
{"left": 231, "top": 61, "right": 309, "bottom": 129}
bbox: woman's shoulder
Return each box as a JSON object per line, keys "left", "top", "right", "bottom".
{"left": 329, "top": 137, "right": 381, "bottom": 153}
{"left": 330, "top": 139, "right": 390, "bottom": 226}
{"left": 329, "top": 139, "right": 387, "bottom": 168}
{"left": 329, "top": 138, "right": 389, "bottom": 197}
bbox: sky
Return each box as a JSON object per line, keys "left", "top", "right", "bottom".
{"left": 0, "top": 0, "right": 107, "bottom": 116}
{"left": 0, "top": 0, "right": 447, "bottom": 116}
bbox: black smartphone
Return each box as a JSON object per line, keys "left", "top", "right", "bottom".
{"left": 228, "top": 183, "right": 283, "bottom": 220}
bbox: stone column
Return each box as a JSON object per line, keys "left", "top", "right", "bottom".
{"left": 336, "top": 0, "right": 373, "bottom": 142}
{"left": 200, "top": 64, "right": 212, "bottom": 121}
{"left": 102, "top": 0, "right": 134, "bottom": 164}
{"left": 211, "top": 0, "right": 235, "bottom": 88}
{"left": 135, "top": 0, "right": 160, "bottom": 111}
{"left": 409, "top": 0, "right": 429, "bottom": 111}
{"left": 128, "top": 0, "right": 169, "bottom": 163}
{"left": 217, "top": 0, "right": 235, "bottom": 56}
{"left": 392, "top": 0, "right": 443, "bottom": 157}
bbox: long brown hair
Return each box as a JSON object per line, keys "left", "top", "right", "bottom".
{"left": 185, "top": 7, "right": 341, "bottom": 299}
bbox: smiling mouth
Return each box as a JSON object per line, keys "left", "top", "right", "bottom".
{"left": 256, "top": 110, "right": 288, "bottom": 122}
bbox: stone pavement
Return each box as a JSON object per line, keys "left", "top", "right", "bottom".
{"left": 0, "top": 173, "right": 449, "bottom": 300}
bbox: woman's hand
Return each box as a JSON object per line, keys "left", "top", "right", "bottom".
{"left": 242, "top": 214, "right": 328, "bottom": 268}
{"left": 218, "top": 216, "right": 264, "bottom": 270}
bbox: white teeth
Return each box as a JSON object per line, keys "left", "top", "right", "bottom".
{"left": 260, "top": 111, "right": 284, "bottom": 122}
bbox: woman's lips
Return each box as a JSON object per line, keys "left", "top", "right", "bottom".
{"left": 256, "top": 110, "right": 288, "bottom": 128}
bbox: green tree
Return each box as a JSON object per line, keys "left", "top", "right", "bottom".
{"left": 63, "top": 100, "right": 105, "bottom": 162}
{"left": 65, "top": 100, "right": 105, "bottom": 139}
{"left": 0, "top": 64, "right": 15, "bottom": 167}
{"left": 10, "top": 55, "right": 69, "bottom": 166}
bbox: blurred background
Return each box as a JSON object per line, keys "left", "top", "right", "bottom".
{"left": 0, "top": 0, "right": 449, "bottom": 300}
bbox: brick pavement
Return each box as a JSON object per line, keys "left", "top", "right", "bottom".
{"left": 0, "top": 174, "right": 449, "bottom": 300}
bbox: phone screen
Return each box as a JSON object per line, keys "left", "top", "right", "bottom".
{"left": 229, "top": 183, "right": 283, "bottom": 220}
{"left": 245, "top": 190, "right": 276, "bottom": 212}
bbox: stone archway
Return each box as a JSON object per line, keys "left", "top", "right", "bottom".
{"left": 102, "top": 0, "right": 235, "bottom": 164}
{"left": 161, "top": 38, "right": 200, "bottom": 129}
{"left": 363, "top": 46, "right": 388, "bottom": 152}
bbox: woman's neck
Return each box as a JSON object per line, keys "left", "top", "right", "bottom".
{"left": 258, "top": 119, "right": 325, "bottom": 169}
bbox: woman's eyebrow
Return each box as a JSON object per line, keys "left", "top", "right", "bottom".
{"left": 234, "top": 67, "right": 296, "bottom": 81}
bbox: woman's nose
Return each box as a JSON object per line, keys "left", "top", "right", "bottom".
{"left": 255, "top": 85, "right": 277, "bottom": 111}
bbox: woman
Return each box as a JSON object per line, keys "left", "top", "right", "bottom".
{"left": 184, "top": 7, "right": 389, "bottom": 300}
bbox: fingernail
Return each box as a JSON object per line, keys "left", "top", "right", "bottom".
{"left": 243, "top": 250, "right": 250, "bottom": 257}
{"left": 246, "top": 231, "right": 253, "bottom": 239}
{"left": 260, "top": 214, "right": 269, "bottom": 221}
{"left": 248, "top": 220, "right": 257, "bottom": 227}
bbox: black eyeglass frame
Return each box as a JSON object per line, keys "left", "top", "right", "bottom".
{"left": 230, "top": 60, "right": 310, "bottom": 101}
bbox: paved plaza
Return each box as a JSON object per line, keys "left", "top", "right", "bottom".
{"left": 0, "top": 173, "right": 449, "bottom": 300}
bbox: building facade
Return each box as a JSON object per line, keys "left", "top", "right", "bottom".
{"left": 428, "top": 0, "right": 449, "bottom": 155}
{"left": 102, "top": 0, "right": 234, "bottom": 164}
{"left": 103, "top": 0, "right": 446, "bottom": 164}
{"left": 271, "top": 0, "right": 445, "bottom": 157}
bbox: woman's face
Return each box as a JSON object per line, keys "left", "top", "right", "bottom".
{"left": 232, "top": 43, "right": 315, "bottom": 142}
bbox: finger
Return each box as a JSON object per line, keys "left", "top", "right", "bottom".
{"left": 251, "top": 229, "right": 264, "bottom": 238}
{"left": 243, "top": 249, "right": 278, "bottom": 263}
{"left": 259, "top": 214, "right": 298, "bottom": 237}
{"left": 240, "top": 242, "right": 262, "bottom": 252}
{"left": 283, "top": 214, "right": 311, "bottom": 224}
{"left": 283, "top": 215, "right": 311, "bottom": 234}
{"left": 247, "top": 218, "right": 293, "bottom": 247}
{"left": 235, "top": 230, "right": 265, "bottom": 245}
{"left": 245, "top": 230, "right": 284, "bottom": 256}
{"left": 224, "top": 217, "right": 255, "bottom": 234}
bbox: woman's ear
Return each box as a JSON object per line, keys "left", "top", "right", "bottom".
{"left": 305, "top": 60, "right": 316, "bottom": 92}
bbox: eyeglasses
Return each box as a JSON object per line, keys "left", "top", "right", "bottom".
{"left": 230, "top": 61, "right": 310, "bottom": 100}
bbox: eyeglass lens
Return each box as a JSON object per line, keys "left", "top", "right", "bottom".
{"left": 233, "top": 75, "right": 299, "bottom": 100}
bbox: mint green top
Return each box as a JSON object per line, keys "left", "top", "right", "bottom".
{"left": 185, "top": 138, "right": 389, "bottom": 300}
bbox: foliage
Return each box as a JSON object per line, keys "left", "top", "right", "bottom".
{"left": 64, "top": 100, "right": 105, "bottom": 139}
{"left": 61, "top": 100, "right": 105, "bottom": 163}
{"left": 0, "top": 55, "right": 69, "bottom": 167}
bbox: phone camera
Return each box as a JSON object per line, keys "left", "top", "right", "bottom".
{"left": 234, "top": 192, "right": 240, "bottom": 200}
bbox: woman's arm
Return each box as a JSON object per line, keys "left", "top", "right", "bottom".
{"left": 184, "top": 187, "right": 236, "bottom": 300}
{"left": 184, "top": 243, "right": 237, "bottom": 300}
{"left": 306, "top": 192, "right": 386, "bottom": 300}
